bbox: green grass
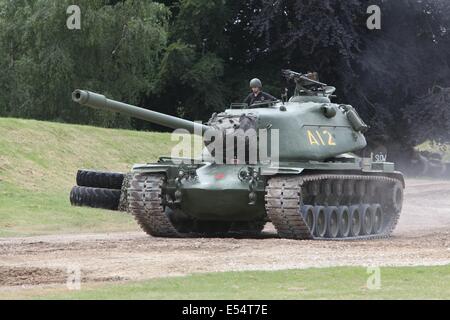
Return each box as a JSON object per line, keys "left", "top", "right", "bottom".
{"left": 2, "top": 265, "right": 449, "bottom": 300}
{"left": 0, "top": 181, "right": 136, "bottom": 236}
{"left": 1, "top": 117, "right": 449, "bottom": 237}
{"left": 0, "top": 117, "right": 187, "bottom": 237}
{"left": 1, "top": 118, "right": 449, "bottom": 300}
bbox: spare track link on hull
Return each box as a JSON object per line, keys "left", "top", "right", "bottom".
{"left": 265, "top": 174, "right": 402, "bottom": 241}
{"left": 128, "top": 173, "right": 182, "bottom": 238}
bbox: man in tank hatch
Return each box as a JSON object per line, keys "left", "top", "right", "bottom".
{"left": 244, "top": 78, "right": 277, "bottom": 106}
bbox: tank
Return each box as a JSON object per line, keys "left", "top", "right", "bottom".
{"left": 70, "top": 70, "right": 405, "bottom": 240}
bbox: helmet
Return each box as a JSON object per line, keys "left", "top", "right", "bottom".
{"left": 249, "top": 78, "right": 262, "bottom": 88}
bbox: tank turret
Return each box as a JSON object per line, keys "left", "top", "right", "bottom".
{"left": 73, "top": 80, "right": 369, "bottom": 162}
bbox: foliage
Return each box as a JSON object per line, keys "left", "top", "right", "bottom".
{"left": 3, "top": 265, "right": 450, "bottom": 299}
{"left": 0, "top": 117, "right": 177, "bottom": 237}
{"left": 1, "top": 0, "right": 450, "bottom": 149}
{"left": 240, "top": 0, "right": 450, "bottom": 149}
{"left": 0, "top": 0, "right": 169, "bottom": 127}
{"left": 145, "top": 0, "right": 228, "bottom": 125}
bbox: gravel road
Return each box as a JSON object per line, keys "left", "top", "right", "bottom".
{"left": 0, "top": 178, "right": 449, "bottom": 288}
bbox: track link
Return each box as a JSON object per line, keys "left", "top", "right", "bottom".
{"left": 70, "top": 186, "right": 120, "bottom": 211}
{"left": 128, "top": 173, "right": 267, "bottom": 238}
{"left": 265, "top": 174, "right": 402, "bottom": 240}
{"left": 76, "top": 170, "right": 124, "bottom": 190}
{"left": 128, "top": 173, "right": 182, "bottom": 238}
{"left": 265, "top": 176, "right": 313, "bottom": 239}
{"left": 118, "top": 173, "right": 132, "bottom": 212}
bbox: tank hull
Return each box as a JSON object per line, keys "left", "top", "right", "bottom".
{"left": 129, "top": 156, "right": 404, "bottom": 227}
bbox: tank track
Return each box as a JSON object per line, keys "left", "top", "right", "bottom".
{"left": 118, "top": 173, "right": 133, "bottom": 212}
{"left": 128, "top": 173, "right": 182, "bottom": 238}
{"left": 265, "top": 174, "right": 402, "bottom": 240}
{"left": 129, "top": 172, "right": 402, "bottom": 240}
{"left": 76, "top": 169, "right": 124, "bottom": 190}
{"left": 128, "top": 173, "right": 267, "bottom": 238}
{"left": 70, "top": 186, "right": 121, "bottom": 211}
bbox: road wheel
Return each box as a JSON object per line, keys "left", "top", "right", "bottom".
{"left": 325, "top": 206, "right": 339, "bottom": 238}
{"left": 314, "top": 206, "right": 326, "bottom": 238}
{"left": 302, "top": 205, "right": 316, "bottom": 234}
{"left": 371, "top": 204, "right": 384, "bottom": 234}
{"left": 349, "top": 205, "right": 361, "bottom": 237}
{"left": 337, "top": 206, "right": 350, "bottom": 238}
{"left": 360, "top": 204, "right": 373, "bottom": 235}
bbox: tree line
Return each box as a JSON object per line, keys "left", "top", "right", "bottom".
{"left": 1, "top": 0, "right": 449, "bottom": 150}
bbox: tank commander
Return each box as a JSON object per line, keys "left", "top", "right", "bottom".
{"left": 244, "top": 78, "right": 277, "bottom": 106}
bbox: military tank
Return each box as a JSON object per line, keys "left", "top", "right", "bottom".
{"left": 71, "top": 70, "right": 404, "bottom": 240}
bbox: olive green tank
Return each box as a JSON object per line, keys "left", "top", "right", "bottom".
{"left": 71, "top": 70, "right": 404, "bottom": 240}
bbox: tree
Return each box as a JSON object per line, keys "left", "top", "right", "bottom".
{"left": 0, "top": 0, "right": 169, "bottom": 127}
{"left": 143, "top": 0, "right": 229, "bottom": 127}
{"left": 234, "top": 0, "right": 450, "bottom": 152}
{"left": 2, "top": 0, "right": 450, "bottom": 159}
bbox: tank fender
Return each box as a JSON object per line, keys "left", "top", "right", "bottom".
{"left": 261, "top": 167, "right": 304, "bottom": 176}
{"left": 131, "top": 164, "right": 170, "bottom": 174}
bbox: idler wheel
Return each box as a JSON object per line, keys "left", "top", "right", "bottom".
{"left": 390, "top": 182, "right": 404, "bottom": 213}
{"left": 302, "top": 205, "right": 316, "bottom": 234}
{"left": 349, "top": 205, "right": 361, "bottom": 237}
{"left": 360, "top": 204, "right": 373, "bottom": 235}
{"left": 325, "top": 206, "right": 339, "bottom": 238}
{"left": 337, "top": 206, "right": 351, "bottom": 238}
{"left": 370, "top": 204, "right": 384, "bottom": 234}
{"left": 313, "top": 206, "right": 326, "bottom": 238}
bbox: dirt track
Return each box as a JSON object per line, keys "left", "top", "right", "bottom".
{"left": 0, "top": 178, "right": 449, "bottom": 288}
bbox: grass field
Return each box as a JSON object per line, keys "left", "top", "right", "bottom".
{"left": 1, "top": 117, "right": 449, "bottom": 237}
{"left": 0, "top": 117, "right": 180, "bottom": 237}
{"left": 1, "top": 265, "right": 448, "bottom": 300}
{"left": 1, "top": 117, "right": 449, "bottom": 300}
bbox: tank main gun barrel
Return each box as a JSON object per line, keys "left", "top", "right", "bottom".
{"left": 72, "top": 90, "right": 211, "bottom": 134}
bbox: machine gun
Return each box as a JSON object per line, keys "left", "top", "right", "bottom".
{"left": 282, "top": 69, "right": 336, "bottom": 98}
